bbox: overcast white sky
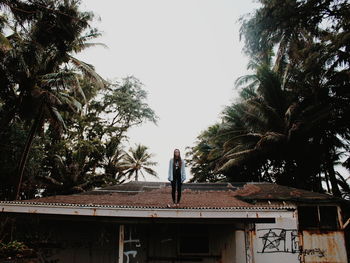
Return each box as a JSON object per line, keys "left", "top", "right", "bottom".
{"left": 78, "top": 0, "right": 261, "bottom": 182}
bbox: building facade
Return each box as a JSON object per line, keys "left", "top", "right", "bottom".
{"left": 0, "top": 182, "right": 349, "bottom": 263}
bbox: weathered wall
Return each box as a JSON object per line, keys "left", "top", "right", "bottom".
{"left": 299, "top": 231, "right": 348, "bottom": 263}
{"left": 235, "top": 230, "right": 247, "bottom": 263}
{"left": 247, "top": 209, "right": 348, "bottom": 263}
{"left": 248, "top": 210, "right": 300, "bottom": 263}
{"left": 6, "top": 208, "right": 348, "bottom": 263}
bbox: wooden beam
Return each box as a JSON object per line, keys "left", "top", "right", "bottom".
{"left": 118, "top": 224, "right": 124, "bottom": 263}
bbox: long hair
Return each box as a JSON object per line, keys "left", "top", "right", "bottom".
{"left": 173, "top": 148, "right": 182, "bottom": 168}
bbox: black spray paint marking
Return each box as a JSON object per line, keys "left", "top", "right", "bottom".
{"left": 257, "top": 228, "right": 326, "bottom": 260}
{"left": 257, "top": 228, "right": 299, "bottom": 253}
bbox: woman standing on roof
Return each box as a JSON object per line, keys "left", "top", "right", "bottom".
{"left": 168, "top": 148, "right": 186, "bottom": 207}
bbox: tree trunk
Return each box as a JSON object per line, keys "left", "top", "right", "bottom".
{"left": 15, "top": 101, "right": 45, "bottom": 200}
{"left": 326, "top": 160, "right": 341, "bottom": 197}
{"left": 135, "top": 170, "right": 138, "bottom": 181}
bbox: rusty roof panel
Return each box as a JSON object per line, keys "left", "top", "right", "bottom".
{"left": 1, "top": 182, "right": 342, "bottom": 210}
{"left": 234, "top": 183, "right": 340, "bottom": 203}
{"left": 22, "top": 186, "right": 252, "bottom": 209}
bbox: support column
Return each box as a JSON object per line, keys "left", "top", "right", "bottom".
{"left": 118, "top": 224, "right": 124, "bottom": 263}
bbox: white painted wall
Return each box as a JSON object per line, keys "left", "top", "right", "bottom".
{"left": 250, "top": 211, "right": 300, "bottom": 263}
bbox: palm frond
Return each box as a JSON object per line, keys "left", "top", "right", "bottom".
{"left": 73, "top": 42, "right": 108, "bottom": 53}
{"left": 217, "top": 149, "right": 258, "bottom": 172}
{"left": 69, "top": 56, "right": 108, "bottom": 89}
{"left": 47, "top": 106, "right": 67, "bottom": 132}
{"left": 142, "top": 166, "right": 158, "bottom": 177}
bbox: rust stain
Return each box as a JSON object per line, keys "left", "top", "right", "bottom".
{"left": 149, "top": 213, "right": 158, "bottom": 217}
{"left": 74, "top": 210, "right": 79, "bottom": 215}
{"left": 29, "top": 209, "right": 37, "bottom": 213}
{"left": 249, "top": 229, "right": 256, "bottom": 262}
{"left": 290, "top": 190, "right": 302, "bottom": 197}
{"left": 300, "top": 230, "right": 347, "bottom": 263}
{"left": 92, "top": 208, "right": 97, "bottom": 216}
{"left": 118, "top": 225, "right": 124, "bottom": 261}
{"left": 233, "top": 184, "right": 261, "bottom": 197}
{"left": 276, "top": 217, "right": 284, "bottom": 224}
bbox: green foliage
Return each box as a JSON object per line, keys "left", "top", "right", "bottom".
{"left": 0, "top": 240, "right": 34, "bottom": 259}
{"left": 0, "top": 75, "right": 158, "bottom": 198}
{"left": 187, "top": 0, "right": 350, "bottom": 198}
{"left": 0, "top": 1, "right": 157, "bottom": 199}
{"left": 0, "top": 120, "right": 47, "bottom": 199}
{"left": 185, "top": 124, "right": 225, "bottom": 182}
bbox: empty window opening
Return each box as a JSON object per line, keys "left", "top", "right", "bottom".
{"left": 177, "top": 225, "right": 209, "bottom": 255}
{"left": 298, "top": 205, "right": 339, "bottom": 230}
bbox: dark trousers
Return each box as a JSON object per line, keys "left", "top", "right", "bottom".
{"left": 171, "top": 174, "right": 182, "bottom": 203}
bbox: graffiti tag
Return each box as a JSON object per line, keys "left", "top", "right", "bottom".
{"left": 257, "top": 228, "right": 326, "bottom": 262}
{"left": 123, "top": 226, "right": 142, "bottom": 263}
{"left": 258, "top": 228, "right": 299, "bottom": 253}
{"left": 298, "top": 247, "right": 326, "bottom": 258}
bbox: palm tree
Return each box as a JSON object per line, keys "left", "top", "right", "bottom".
{"left": 186, "top": 0, "right": 350, "bottom": 197}
{"left": 103, "top": 138, "right": 128, "bottom": 185}
{"left": 185, "top": 124, "right": 225, "bottom": 182}
{"left": 217, "top": 61, "right": 338, "bottom": 187}
{"left": 120, "top": 144, "right": 158, "bottom": 181}
{"left": 40, "top": 153, "right": 105, "bottom": 196}
{"left": 215, "top": 0, "right": 350, "bottom": 196}
{"left": 0, "top": 0, "right": 108, "bottom": 199}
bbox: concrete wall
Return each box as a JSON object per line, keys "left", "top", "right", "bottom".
{"left": 248, "top": 211, "right": 300, "bottom": 263}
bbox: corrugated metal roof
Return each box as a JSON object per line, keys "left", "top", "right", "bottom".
{"left": 14, "top": 185, "right": 253, "bottom": 209}
{"left": 234, "top": 183, "right": 340, "bottom": 202}
{"left": 0, "top": 182, "right": 340, "bottom": 212}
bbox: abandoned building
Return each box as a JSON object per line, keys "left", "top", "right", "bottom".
{"left": 0, "top": 181, "right": 349, "bottom": 263}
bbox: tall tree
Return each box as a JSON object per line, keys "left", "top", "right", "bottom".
{"left": 0, "top": 0, "right": 107, "bottom": 199}
{"left": 36, "top": 77, "right": 157, "bottom": 196}
{"left": 187, "top": 0, "right": 350, "bottom": 198}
